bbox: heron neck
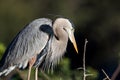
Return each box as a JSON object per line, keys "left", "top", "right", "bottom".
{"left": 49, "top": 26, "right": 68, "bottom": 64}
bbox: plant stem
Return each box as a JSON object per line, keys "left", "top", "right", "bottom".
{"left": 83, "top": 39, "right": 88, "bottom": 80}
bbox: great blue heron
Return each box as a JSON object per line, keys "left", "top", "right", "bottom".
{"left": 0, "top": 18, "right": 78, "bottom": 80}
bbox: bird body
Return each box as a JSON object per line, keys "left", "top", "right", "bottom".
{"left": 0, "top": 18, "right": 52, "bottom": 75}
{"left": 0, "top": 18, "right": 78, "bottom": 80}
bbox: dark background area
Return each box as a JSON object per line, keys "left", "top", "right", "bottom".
{"left": 0, "top": 0, "right": 120, "bottom": 79}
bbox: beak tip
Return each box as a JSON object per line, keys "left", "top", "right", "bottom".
{"left": 74, "top": 46, "right": 78, "bottom": 54}
{"left": 69, "top": 33, "right": 78, "bottom": 54}
{"left": 76, "top": 49, "right": 78, "bottom": 54}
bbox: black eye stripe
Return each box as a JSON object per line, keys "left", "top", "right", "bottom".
{"left": 39, "top": 24, "right": 54, "bottom": 35}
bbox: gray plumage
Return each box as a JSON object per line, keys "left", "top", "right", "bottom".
{"left": 0, "top": 18, "right": 52, "bottom": 75}
{"left": 0, "top": 18, "right": 78, "bottom": 80}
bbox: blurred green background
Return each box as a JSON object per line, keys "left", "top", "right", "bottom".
{"left": 0, "top": 0, "right": 120, "bottom": 80}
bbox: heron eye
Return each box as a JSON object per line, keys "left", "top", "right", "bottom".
{"left": 63, "top": 28, "right": 66, "bottom": 31}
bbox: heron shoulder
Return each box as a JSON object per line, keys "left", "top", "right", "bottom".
{"left": 29, "top": 18, "right": 52, "bottom": 28}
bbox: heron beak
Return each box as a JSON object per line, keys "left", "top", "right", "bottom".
{"left": 69, "top": 32, "right": 78, "bottom": 53}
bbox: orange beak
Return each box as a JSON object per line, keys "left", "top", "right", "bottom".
{"left": 69, "top": 32, "right": 78, "bottom": 53}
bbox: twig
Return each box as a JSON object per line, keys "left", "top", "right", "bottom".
{"left": 111, "top": 64, "right": 120, "bottom": 80}
{"left": 102, "top": 69, "right": 111, "bottom": 80}
{"left": 41, "top": 70, "right": 51, "bottom": 80}
{"left": 77, "top": 39, "right": 93, "bottom": 80}
{"left": 83, "top": 39, "right": 88, "bottom": 80}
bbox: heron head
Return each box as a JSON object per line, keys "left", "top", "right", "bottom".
{"left": 56, "top": 18, "right": 78, "bottom": 53}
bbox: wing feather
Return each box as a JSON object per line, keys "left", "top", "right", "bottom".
{"left": 0, "top": 18, "right": 53, "bottom": 71}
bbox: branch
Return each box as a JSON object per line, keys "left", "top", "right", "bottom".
{"left": 77, "top": 39, "right": 93, "bottom": 80}
{"left": 83, "top": 39, "right": 88, "bottom": 80}
{"left": 111, "top": 64, "right": 120, "bottom": 80}
{"left": 102, "top": 69, "right": 111, "bottom": 80}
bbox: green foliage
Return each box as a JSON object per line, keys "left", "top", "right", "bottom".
{"left": 7, "top": 58, "right": 98, "bottom": 80}
{"left": 0, "top": 57, "right": 98, "bottom": 80}
{"left": 0, "top": 42, "right": 6, "bottom": 59}
{"left": 86, "top": 67, "right": 98, "bottom": 80}
{"left": 37, "top": 58, "right": 98, "bottom": 80}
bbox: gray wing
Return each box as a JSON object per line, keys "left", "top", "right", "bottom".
{"left": 34, "top": 26, "right": 54, "bottom": 67}
{"left": 0, "top": 18, "right": 53, "bottom": 70}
